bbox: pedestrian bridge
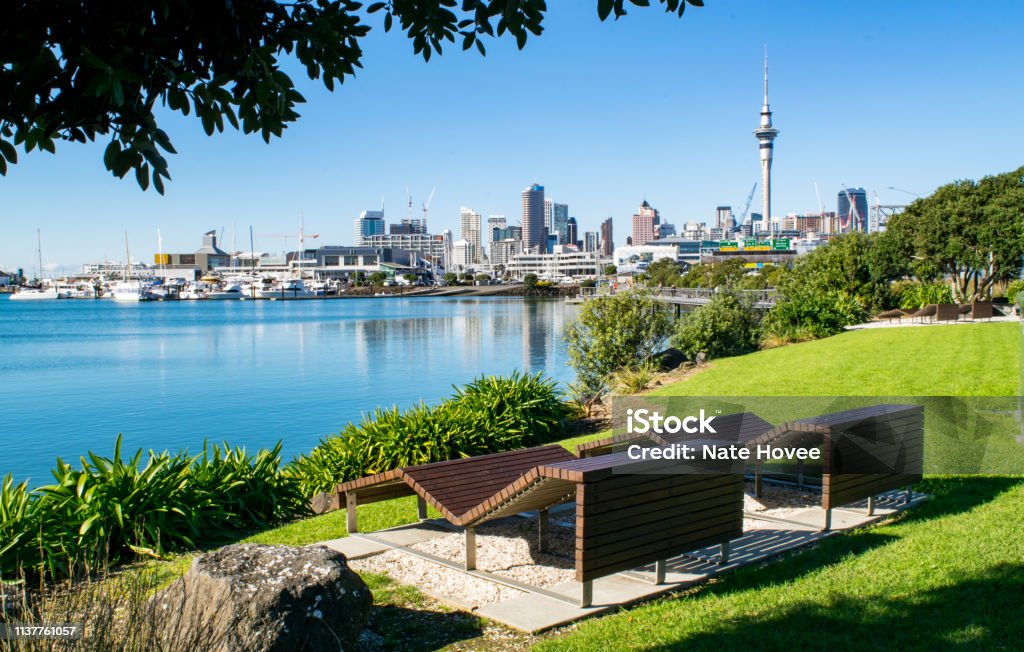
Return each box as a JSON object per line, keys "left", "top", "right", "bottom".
{"left": 571, "top": 287, "right": 777, "bottom": 309}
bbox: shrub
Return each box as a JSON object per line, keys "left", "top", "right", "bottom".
{"left": 609, "top": 359, "right": 660, "bottom": 395}
{"left": 672, "top": 291, "right": 761, "bottom": 361}
{"left": 288, "top": 372, "right": 568, "bottom": 496}
{"left": 894, "top": 280, "right": 954, "bottom": 310}
{"left": 1004, "top": 279, "right": 1024, "bottom": 305}
{"left": 564, "top": 289, "right": 672, "bottom": 395}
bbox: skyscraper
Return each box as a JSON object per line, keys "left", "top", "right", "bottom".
{"left": 486, "top": 214, "right": 506, "bottom": 258}
{"left": 354, "top": 210, "right": 385, "bottom": 246}
{"left": 837, "top": 188, "right": 869, "bottom": 233}
{"left": 543, "top": 199, "right": 553, "bottom": 232}
{"left": 459, "top": 207, "right": 482, "bottom": 264}
{"left": 600, "top": 217, "right": 614, "bottom": 256}
{"left": 552, "top": 203, "right": 569, "bottom": 243}
{"left": 631, "top": 200, "right": 659, "bottom": 246}
{"left": 521, "top": 184, "right": 545, "bottom": 253}
{"left": 566, "top": 217, "right": 578, "bottom": 249}
{"left": 754, "top": 51, "right": 779, "bottom": 226}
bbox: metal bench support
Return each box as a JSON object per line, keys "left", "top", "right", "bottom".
{"left": 905, "top": 484, "right": 914, "bottom": 506}
{"left": 720, "top": 542, "right": 730, "bottom": 565}
{"left": 417, "top": 496, "right": 428, "bottom": 520}
{"left": 538, "top": 508, "right": 549, "bottom": 552}
{"left": 823, "top": 507, "right": 832, "bottom": 531}
{"left": 580, "top": 580, "right": 593, "bottom": 608}
{"left": 654, "top": 559, "right": 666, "bottom": 584}
{"left": 867, "top": 495, "right": 876, "bottom": 516}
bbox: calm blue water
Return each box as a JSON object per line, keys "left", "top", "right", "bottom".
{"left": 0, "top": 296, "right": 575, "bottom": 485}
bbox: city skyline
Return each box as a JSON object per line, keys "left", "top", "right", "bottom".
{"left": 2, "top": 1, "right": 1023, "bottom": 272}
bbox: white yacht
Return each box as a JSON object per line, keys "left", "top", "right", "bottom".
{"left": 8, "top": 286, "right": 60, "bottom": 301}
{"left": 207, "top": 283, "right": 245, "bottom": 300}
{"left": 259, "top": 278, "right": 316, "bottom": 299}
{"left": 111, "top": 280, "right": 154, "bottom": 302}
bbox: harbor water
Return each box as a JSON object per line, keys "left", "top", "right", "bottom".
{"left": 0, "top": 296, "right": 575, "bottom": 485}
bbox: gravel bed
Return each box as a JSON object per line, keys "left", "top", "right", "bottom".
{"left": 744, "top": 481, "right": 820, "bottom": 518}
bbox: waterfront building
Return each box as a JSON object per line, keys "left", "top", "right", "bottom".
{"left": 460, "top": 206, "right": 482, "bottom": 263}
{"left": 613, "top": 244, "right": 680, "bottom": 274}
{"left": 150, "top": 230, "right": 231, "bottom": 278}
{"left": 486, "top": 215, "right": 507, "bottom": 257}
{"left": 490, "top": 239, "right": 523, "bottom": 267}
{"left": 506, "top": 250, "right": 603, "bottom": 280}
{"left": 354, "top": 210, "right": 385, "bottom": 246}
{"left": 837, "top": 188, "right": 869, "bottom": 233}
{"left": 552, "top": 203, "right": 569, "bottom": 243}
{"left": 521, "top": 184, "right": 546, "bottom": 253}
{"left": 600, "top": 217, "right": 614, "bottom": 256}
{"left": 363, "top": 232, "right": 451, "bottom": 269}
{"left": 631, "top": 200, "right": 660, "bottom": 246}
{"left": 298, "top": 246, "right": 426, "bottom": 281}
{"left": 452, "top": 239, "right": 473, "bottom": 270}
{"left": 754, "top": 52, "right": 779, "bottom": 226}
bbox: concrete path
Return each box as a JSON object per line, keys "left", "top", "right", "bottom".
{"left": 319, "top": 490, "right": 928, "bottom": 633}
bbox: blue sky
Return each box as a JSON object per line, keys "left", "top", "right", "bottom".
{"left": 2, "top": 0, "right": 1023, "bottom": 274}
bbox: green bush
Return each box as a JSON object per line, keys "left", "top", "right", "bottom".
{"left": 563, "top": 289, "right": 672, "bottom": 395}
{"left": 288, "top": 372, "right": 568, "bottom": 496}
{"left": 893, "top": 280, "right": 954, "bottom": 310}
{"left": 672, "top": 291, "right": 761, "bottom": 361}
{"left": 0, "top": 437, "right": 305, "bottom": 579}
{"left": 1004, "top": 279, "right": 1024, "bottom": 305}
{"left": 609, "top": 359, "right": 660, "bottom": 395}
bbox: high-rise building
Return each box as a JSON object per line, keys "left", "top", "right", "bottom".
{"left": 490, "top": 239, "right": 522, "bottom": 267}
{"left": 543, "top": 199, "right": 553, "bottom": 232}
{"left": 452, "top": 239, "right": 472, "bottom": 269}
{"left": 600, "top": 217, "right": 614, "bottom": 256}
{"left": 552, "top": 203, "right": 569, "bottom": 243}
{"left": 754, "top": 51, "right": 779, "bottom": 226}
{"left": 715, "top": 206, "right": 734, "bottom": 230}
{"left": 521, "top": 184, "right": 546, "bottom": 253}
{"left": 837, "top": 188, "right": 869, "bottom": 233}
{"left": 566, "top": 217, "right": 578, "bottom": 249}
{"left": 459, "top": 207, "right": 482, "bottom": 263}
{"left": 631, "top": 200, "right": 659, "bottom": 246}
{"left": 354, "top": 210, "right": 385, "bottom": 246}
{"left": 486, "top": 215, "right": 506, "bottom": 257}
{"left": 584, "top": 231, "right": 599, "bottom": 253}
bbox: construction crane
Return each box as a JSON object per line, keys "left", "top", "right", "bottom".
{"left": 736, "top": 182, "right": 757, "bottom": 225}
{"left": 420, "top": 187, "right": 436, "bottom": 233}
{"left": 256, "top": 225, "right": 320, "bottom": 277}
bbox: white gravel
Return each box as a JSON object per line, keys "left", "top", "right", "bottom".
{"left": 351, "top": 485, "right": 820, "bottom": 606}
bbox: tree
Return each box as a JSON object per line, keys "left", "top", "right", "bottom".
{"left": 563, "top": 289, "right": 672, "bottom": 394}
{"left": 402, "top": 273, "right": 417, "bottom": 283}
{"left": 604, "top": 264, "right": 618, "bottom": 276}
{"left": 0, "top": 1, "right": 702, "bottom": 191}
{"left": 523, "top": 273, "right": 538, "bottom": 290}
{"left": 368, "top": 271, "right": 387, "bottom": 286}
{"left": 886, "top": 166, "right": 1024, "bottom": 302}
{"left": 672, "top": 291, "right": 760, "bottom": 362}
{"left": 644, "top": 258, "right": 683, "bottom": 287}
{"left": 442, "top": 272, "right": 457, "bottom": 285}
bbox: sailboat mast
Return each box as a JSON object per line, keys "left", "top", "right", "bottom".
{"left": 124, "top": 231, "right": 131, "bottom": 280}
{"left": 36, "top": 229, "right": 43, "bottom": 283}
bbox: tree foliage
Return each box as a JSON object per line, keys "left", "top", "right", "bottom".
{"left": 0, "top": 0, "right": 703, "bottom": 191}
{"left": 886, "top": 166, "right": 1024, "bottom": 302}
{"left": 564, "top": 289, "right": 672, "bottom": 393}
{"left": 671, "top": 291, "right": 761, "bottom": 361}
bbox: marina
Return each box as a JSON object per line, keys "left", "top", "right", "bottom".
{"left": 0, "top": 296, "right": 575, "bottom": 484}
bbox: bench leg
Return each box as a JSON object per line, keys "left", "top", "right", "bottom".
{"left": 417, "top": 496, "right": 428, "bottom": 520}
{"left": 538, "top": 508, "right": 549, "bottom": 552}
{"left": 580, "top": 580, "right": 593, "bottom": 608}
{"left": 654, "top": 559, "right": 666, "bottom": 585}
{"left": 754, "top": 461, "right": 763, "bottom": 498}
{"left": 867, "top": 495, "right": 876, "bottom": 517}
{"left": 720, "top": 542, "right": 730, "bottom": 565}
{"left": 796, "top": 458, "right": 805, "bottom": 488}
{"left": 465, "top": 527, "right": 476, "bottom": 571}
{"left": 346, "top": 492, "right": 358, "bottom": 534}
{"left": 823, "top": 508, "right": 832, "bottom": 531}
{"left": 905, "top": 484, "right": 913, "bottom": 506}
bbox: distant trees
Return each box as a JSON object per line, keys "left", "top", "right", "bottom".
{"left": 886, "top": 166, "right": 1024, "bottom": 302}
{"left": 368, "top": 271, "right": 387, "bottom": 286}
{"left": 0, "top": 1, "right": 702, "bottom": 191}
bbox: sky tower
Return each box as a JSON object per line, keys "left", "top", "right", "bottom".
{"left": 754, "top": 49, "right": 779, "bottom": 228}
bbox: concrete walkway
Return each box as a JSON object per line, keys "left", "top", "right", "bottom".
{"left": 846, "top": 314, "right": 1016, "bottom": 330}
{"left": 319, "top": 489, "right": 928, "bottom": 633}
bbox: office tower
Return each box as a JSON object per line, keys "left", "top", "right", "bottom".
{"left": 459, "top": 206, "right": 482, "bottom": 263}
{"left": 716, "top": 206, "right": 733, "bottom": 230}
{"left": 584, "top": 231, "right": 599, "bottom": 253}
{"left": 452, "top": 239, "right": 472, "bottom": 269}
{"left": 354, "top": 210, "right": 385, "bottom": 246}
{"left": 566, "top": 217, "right": 579, "bottom": 250}
{"left": 754, "top": 51, "right": 779, "bottom": 226}
{"left": 600, "top": 217, "right": 614, "bottom": 256}
{"left": 543, "top": 199, "right": 553, "bottom": 232}
{"left": 631, "top": 200, "right": 659, "bottom": 246}
{"left": 552, "top": 203, "right": 569, "bottom": 243}
{"left": 486, "top": 215, "right": 506, "bottom": 257}
{"left": 837, "top": 188, "right": 869, "bottom": 233}
{"left": 521, "top": 184, "right": 546, "bottom": 253}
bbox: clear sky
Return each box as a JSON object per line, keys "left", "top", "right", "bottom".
{"left": 2, "top": 0, "right": 1023, "bottom": 274}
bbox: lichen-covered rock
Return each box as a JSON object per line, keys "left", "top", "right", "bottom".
{"left": 150, "top": 543, "right": 371, "bottom": 651}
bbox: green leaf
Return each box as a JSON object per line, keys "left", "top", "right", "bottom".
{"left": 0, "top": 140, "right": 16, "bottom": 164}
{"left": 135, "top": 163, "right": 150, "bottom": 191}
{"left": 598, "top": 0, "right": 614, "bottom": 20}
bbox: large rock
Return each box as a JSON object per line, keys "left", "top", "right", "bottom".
{"left": 150, "top": 543, "right": 372, "bottom": 652}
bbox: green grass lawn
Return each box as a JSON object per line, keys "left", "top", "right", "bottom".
{"left": 146, "top": 322, "right": 1024, "bottom": 651}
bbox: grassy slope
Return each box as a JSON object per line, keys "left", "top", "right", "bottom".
{"left": 543, "top": 322, "right": 1024, "bottom": 651}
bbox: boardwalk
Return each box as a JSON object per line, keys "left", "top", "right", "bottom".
{"left": 571, "top": 286, "right": 777, "bottom": 309}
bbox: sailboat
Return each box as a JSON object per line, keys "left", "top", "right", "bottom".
{"left": 111, "top": 232, "right": 154, "bottom": 302}
{"left": 9, "top": 230, "right": 60, "bottom": 300}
